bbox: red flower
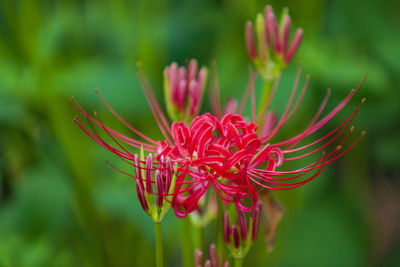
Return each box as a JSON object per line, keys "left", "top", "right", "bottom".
{"left": 73, "top": 64, "right": 365, "bottom": 218}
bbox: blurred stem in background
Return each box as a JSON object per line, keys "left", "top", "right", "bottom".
{"left": 258, "top": 79, "right": 274, "bottom": 114}
{"left": 193, "top": 224, "right": 203, "bottom": 252}
{"left": 234, "top": 258, "right": 243, "bottom": 267}
{"left": 181, "top": 218, "right": 194, "bottom": 267}
{"left": 215, "top": 195, "right": 225, "bottom": 259}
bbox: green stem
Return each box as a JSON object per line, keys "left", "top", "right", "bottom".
{"left": 154, "top": 221, "right": 164, "bottom": 267}
{"left": 258, "top": 79, "right": 273, "bottom": 115}
{"left": 181, "top": 218, "right": 194, "bottom": 267}
{"left": 234, "top": 258, "right": 243, "bottom": 267}
{"left": 215, "top": 196, "right": 224, "bottom": 258}
{"left": 193, "top": 225, "right": 203, "bottom": 252}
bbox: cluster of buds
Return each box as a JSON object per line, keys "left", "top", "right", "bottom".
{"left": 246, "top": 5, "right": 303, "bottom": 79}
{"left": 195, "top": 244, "right": 229, "bottom": 267}
{"left": 223, "top": 201, "right": 262, "bottom": 259}
{"left": 164, "top": 59, "right": 208, "bottom": 123}
{"left": 134, "top": 147, "right": 177, "bottom": 222}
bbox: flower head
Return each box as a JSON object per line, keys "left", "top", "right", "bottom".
{"left": 72, "top": 3, "right": 364, "bottom": 220}
{"left": 72, "top": 64, "right": 365, "bottom": 218}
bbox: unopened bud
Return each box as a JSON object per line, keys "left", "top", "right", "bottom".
{"left": 284, "top": 28, "right": 303, "bottom": 65}
{"left": 251, "top": 201, "right": 263, "bottom": 241}
{"left": 164, "top": 60, "right": 208, "bottom": 122}
{"left": 232, "top": 225, "right": 240, "bottom": 249}
{"left": 209, "top": 244, "right": 218, "bottom": 267}
{"left": 145, "top": 154, "right": 153, "bottom": 194}
{"left": 134, "top": 154, "right": 144, "bottom": 189}
{"left": 237, "top": 209, "right": 248, "bottom": 241}
{"left": 245, "top": 21, "right": 257, "bottom": 60}
{"left": 156, "top": 169, "right": 164, "bottom": 208}
{"left": 136, "top": 180, "right": 149, "bottom": 212}
{"left": 194, "top": 249, "right": 203, "bottom": 267}
{"left": 223, "top": 211, "right": 231, "bottom": 245}
{"left": 164, "top": 158, "right": 173, "bottom": 195}
{"left": 281, "top": 15, "right": 291, "bottom": 53}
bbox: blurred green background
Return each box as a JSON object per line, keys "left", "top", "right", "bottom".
{"left": 0, "top": 0, "right": 399, "bottom": 266}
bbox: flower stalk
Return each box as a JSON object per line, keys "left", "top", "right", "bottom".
{"left": 182, "top": 217, "right": 194, "bottom": 267}
{"left": 234, "top": 258, "right": 243, "bottom": 267}
{"left": 155, "top": 221, "right": 164, "bottom": 267}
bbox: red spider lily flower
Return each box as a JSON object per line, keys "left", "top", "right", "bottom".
{"left": 158, "top": 112, "right": 262, "bottom": 216}
{"left": 73, "top": 60, "right": 365, "bottom": 219}
{"left": 164, "top": 60, "right": 208, "bottom": 123}
{"left": 223, "top": 201, "right": 262, "bottom": 258}
{"left": 246, "top": 5, "right": 303, "bottom": 78}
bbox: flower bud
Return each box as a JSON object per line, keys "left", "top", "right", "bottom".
{"left": 246, "top": 5, "right": 303, "bottom": 79}
{"left": 164, "top": 59, "right": 208, "bottom": 123}
{"left": 136, "top": 180, "right": 149, "bottom": 212}
{"left": 223, "top": 211, "right": 231, "bottom": 245}
{"left": 195, "top": 244, "right": 229, "bottom": 267}
{"left": 284, "top": 28, "right": 303, "bottom": 65}
{"left": 209, "top": 244, "right": 218, "bottom": 267}
{"left": 223, "top": 203, "right": 263, "bottom": 260}
{"left": 232, "top": 225, "right": 240, "bottom": 249}
{"left": 245, "top": 21, "right": 257, "bottom": 60}
{"left": 156, "top": 169, "right": 164, "bottom": 209}
{"left": 134, "top": 147, "right": 177, "bottom": 222}
{"left": 164, "top": 158, "right": 173, "bottom": 195}
{"left": 134, "top": 154, "right": 144, "bottom": 189}
{"left": 251, "top": 201, "right": 263, "bottom": 241}
{"left": 195, "top": 249, "right": 203, "bottom": 267}
{"left": 237, "top": 209, "right": 248, "bottom": 241}
{"left": 145, "top": 153, "right": 153, "bottom": 195}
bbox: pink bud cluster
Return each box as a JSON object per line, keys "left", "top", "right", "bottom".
{"left": 134, "top": 154, "right": 174, "bottom": 213}
{"left": 223, "top": 201, "right": 262, "bottom": 257}
{"left": 164, "top": 60, "right": 207, "bottom": 121}
{"left": 246, "top": 5, "right": 303, "bottom": 68}
{"left": 195, "top": 244, "right": 229, "bottom": 267}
